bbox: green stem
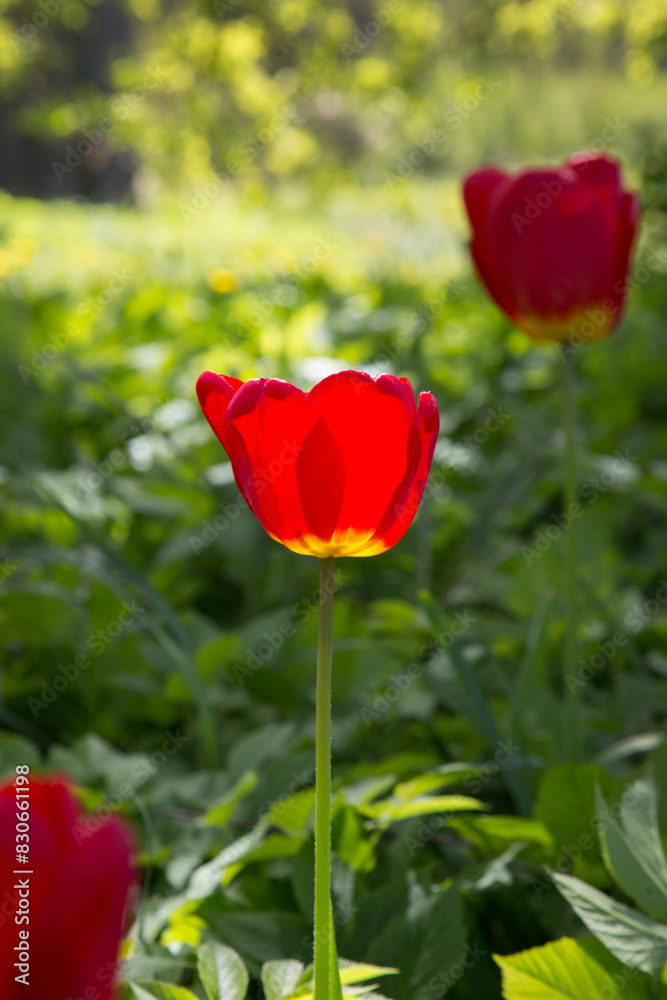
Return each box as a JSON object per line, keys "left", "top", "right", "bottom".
{"left": 314, "top": 556, "right": 335, "bottom": 1000}
{"left": 561, "top": 344, "right": 580, "bottom": 762}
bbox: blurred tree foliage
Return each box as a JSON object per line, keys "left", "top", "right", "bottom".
{"left": 1, "top": 0, "right": 667, "bottom": 199}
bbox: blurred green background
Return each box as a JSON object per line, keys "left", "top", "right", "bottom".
{"left": 2, "top": 1, "right": 667, "bottom": 998}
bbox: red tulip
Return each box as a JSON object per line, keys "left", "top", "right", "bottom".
{"left": 0, "top": 773, "right": 135, "bottom": 1000}
{"left": 197, "top": 369, "right": 439, "bottom": 557}
{"left": 462, "top": 152, "right": 640, "bottom": 343}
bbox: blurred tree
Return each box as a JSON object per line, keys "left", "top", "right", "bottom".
{"left": 0, "top": 0, "right": 666, "bottom": 200}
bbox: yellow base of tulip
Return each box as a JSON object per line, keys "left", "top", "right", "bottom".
{"left": 275, "top": 528, "right": 390, "bottom": 558}
{"left": 516, "top": 306, "right": 616, "bottom": 344}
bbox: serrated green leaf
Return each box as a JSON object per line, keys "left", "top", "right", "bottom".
{"left": 495, "top": 936, "right": 646, "bottom": 1000}
{"left": 283, "top": 990, "right": 385, "bottom": 1000}
{"left": 536, "top": 765, "right": 620, "bottom": 856}
{"left": 286, "top": 959, "right": 397, "bottom": 995}
{"left": 338, "top": 962, "right": 399, "bottom": 984}
{"left": 332, "top": 805, "right": 378, "bottom": 873}
{"left": 366, "top": 885, "right": 465, "bottom": 997}
{"left": 358, "top": 793, "right": 484, "bottom": 826}
{"left": 147, "top": 822, "right": 272, "bottom": 939}
{"left": 463, "top": 841, "right": 527, "bottom": 891}
{"left": 448, "top": 814, "right": 554, "bottom": 861}
{"left": 187, "top": 821, "right": 268, "bottom": 901}
{"left": 200, "top": 908, "right": 309, "bottom": 976}
{"left": 197, "top": 942, "right": 249, "bottom": 1000}
{"left": 394, "top": 764, "right": 480, "bottom": 799}
{"left": 201, "top": 770, "right": 258, "bottom": 827}
{"left": 267, "top": 787, "right": 316, "bottom": 836}
{"left": 552, "top": 870, "right": 667, "bottom": 973}
{"left": 129, "top": 983, "right": 200, "bottom": 1000}
{"left": 161, "top": 901, "right": 206, "bottom": 951}
{"left": 262, "top": 959, "right": 305, "bottom": 1000}
{"left": 119, "top": 955, "right": 187, "bottom": 983}
{"left": 340, "top": 775, "right": 396, "bottom": 807}
{"left": 596, "top": 779, "right": 667, "bottom": 922}
{"left": 242, "top": 833, "right": 304, "bottom": 864}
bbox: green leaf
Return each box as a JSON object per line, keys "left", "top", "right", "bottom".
{"left": 463, "top": 841, "right": 527, "bottom": 891}
{"left": 332, "top": 805, "right": 378, "bottom": 873}
{"left": 393, "top": 763, "right": 480, "bottom": 799}
{"left": 197, "top": 942, "right": 249, "bottom": 1000}
{"left": 200, "top": 908, "right": 309, "bottom": 976}
{"left": 341, "top": 775, "right": 396, "bottom": 807}
{"left": 448, "top": 814, "right": 554, "bottom": 860}
{"left": 282, "top": 989, "right": 388, "bottom": 1000}
{"left": 510, "top": 597, "right": 552, "bottom": 742}
{"left": 330, "top": 904, "right": 345, "bottom": 1000}
{"left": 290, "top": 958, "right": 398, "bottom": 995}
{"left": 596, "top": 779, "right": 667, "bottom": 922}
{"left": 148, "top": 822, "right": 271, "bottom": 936}
{"left": 261, "top": 959, "right": 305, "bottom": 1000}
{"left": 595, "top": 734, "right": 667, "bottom": 767}
{"left": 161, "top": 901, "right": 206, "bottom": 951}
{"left": 358, "top": 793, "right": 484, "bottom": 826}
{"left": 338, "top": 962, "right": 399, "bottom": 985}
{"left": 279, "top": 957, "right": 396, "bottom": 1000}
{"left": 119, "top": 956, "right": 187, "bottom": 983}
{"left": 267, "top": 787, "right": 316, "bottom": 836}
{"left": 201, "top": 770, "right": 259, "bottom": 827}
{"left": 536, "top": 765, "right": 620, "bottom": 856}
{"left": 187, "top": 821, "right": 268, "bottom": 901}
{"left": 129, "top": 983, "right": 200, "bottom": 1000}
{"left": 366, "top": 885, "right": 465, "bottom": 997}
{"left": 495, "top": 936, "right": 646, "bottom": 1000}
{"left": 552, "top": 870, "right": 667, "bottom": 973}
{"left": 420, "top": 592, "right": 500, "bottom": 747}
{"left": 242, "top": 833, "right": 304, "bottom": 864}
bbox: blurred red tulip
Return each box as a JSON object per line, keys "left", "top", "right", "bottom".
{"left": 0, "top": 774, "right": 135, "bottom": 1000}
{"left": 462, "top": 153, "right": 640, "bottom": 343}
{"left": 197, "top": 369, "right": 439, "bottom": 557}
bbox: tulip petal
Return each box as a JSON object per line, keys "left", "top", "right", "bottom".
{"left": 296, "top": 413, "right": 347, "bottom": 544}
{"left": 492, "top": 160, "right": 627, "bottom": 335}
{"left": 224, "top": 378, "right": 321, "bottom": 548}
{"left": 0, "top": 776, "right": 134, "bottom": 1000}
{"left": 373, "top": 390, "right": 440, "bottom": 552}
{"left": 609, "top": 190, "right": 641, "bottom": 325}
{"left": 307, "top": 371, "right": 417, "bottom": 538}
{"left": 463, "top": 167, "right": 518, "bottom": 319}
{"left": 196, "top": 371, "right": 244, "bottom": 453}
{"left": 51, "top": 806, "right": 135, "bottom": 1000}
{"left": 567, "top": 152, "right": 623, "bottom": 199}
{"left": 462, "top": 166, "right": 507, "bottom": 235}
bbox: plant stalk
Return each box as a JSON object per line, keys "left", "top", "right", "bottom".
{"left": 561, "top": 344, "right": 580, "bottom": 762}
{"left": 314, "top": 556, "right": 335, "bottom": 999}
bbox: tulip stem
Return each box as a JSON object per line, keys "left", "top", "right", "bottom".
{"left": 561, "top": 344, "right": 580, "bottom": 762}
{"left": 314, "top": 556, "right": 335, "bottom": 1000}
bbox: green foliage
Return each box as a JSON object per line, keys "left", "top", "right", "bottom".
{"left": 2, "top": 74, "right": 667, "bottom": 994}
{"left": 596, "top": 780, "right": 667, "bottom": 922}
{"left": 551, "top": 872, "right": 667, "bottom": 977}
{"left": 496, "top": 937, "right": 648, "bottom": 1000}
{"left": 497, "top": 775, "right": 667, "bottom": 998}
{"left": 198, "top": 941, "right": 249, "bottom": 1000}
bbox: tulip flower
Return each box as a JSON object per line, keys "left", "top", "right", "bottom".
{"left": 462, "top": 152, "right": 639, "bottom": 344}
{"left": 463, "top": 152, "right": 640, "bottom": 762}
{"left": 196, "top": 369, "right": 439, "bottom": 557}
{"left": 197, "top": 367, "right": 439, "bottom": 998}
{"left": 0, "top": 772, "right": 134, "bottom": 1000}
